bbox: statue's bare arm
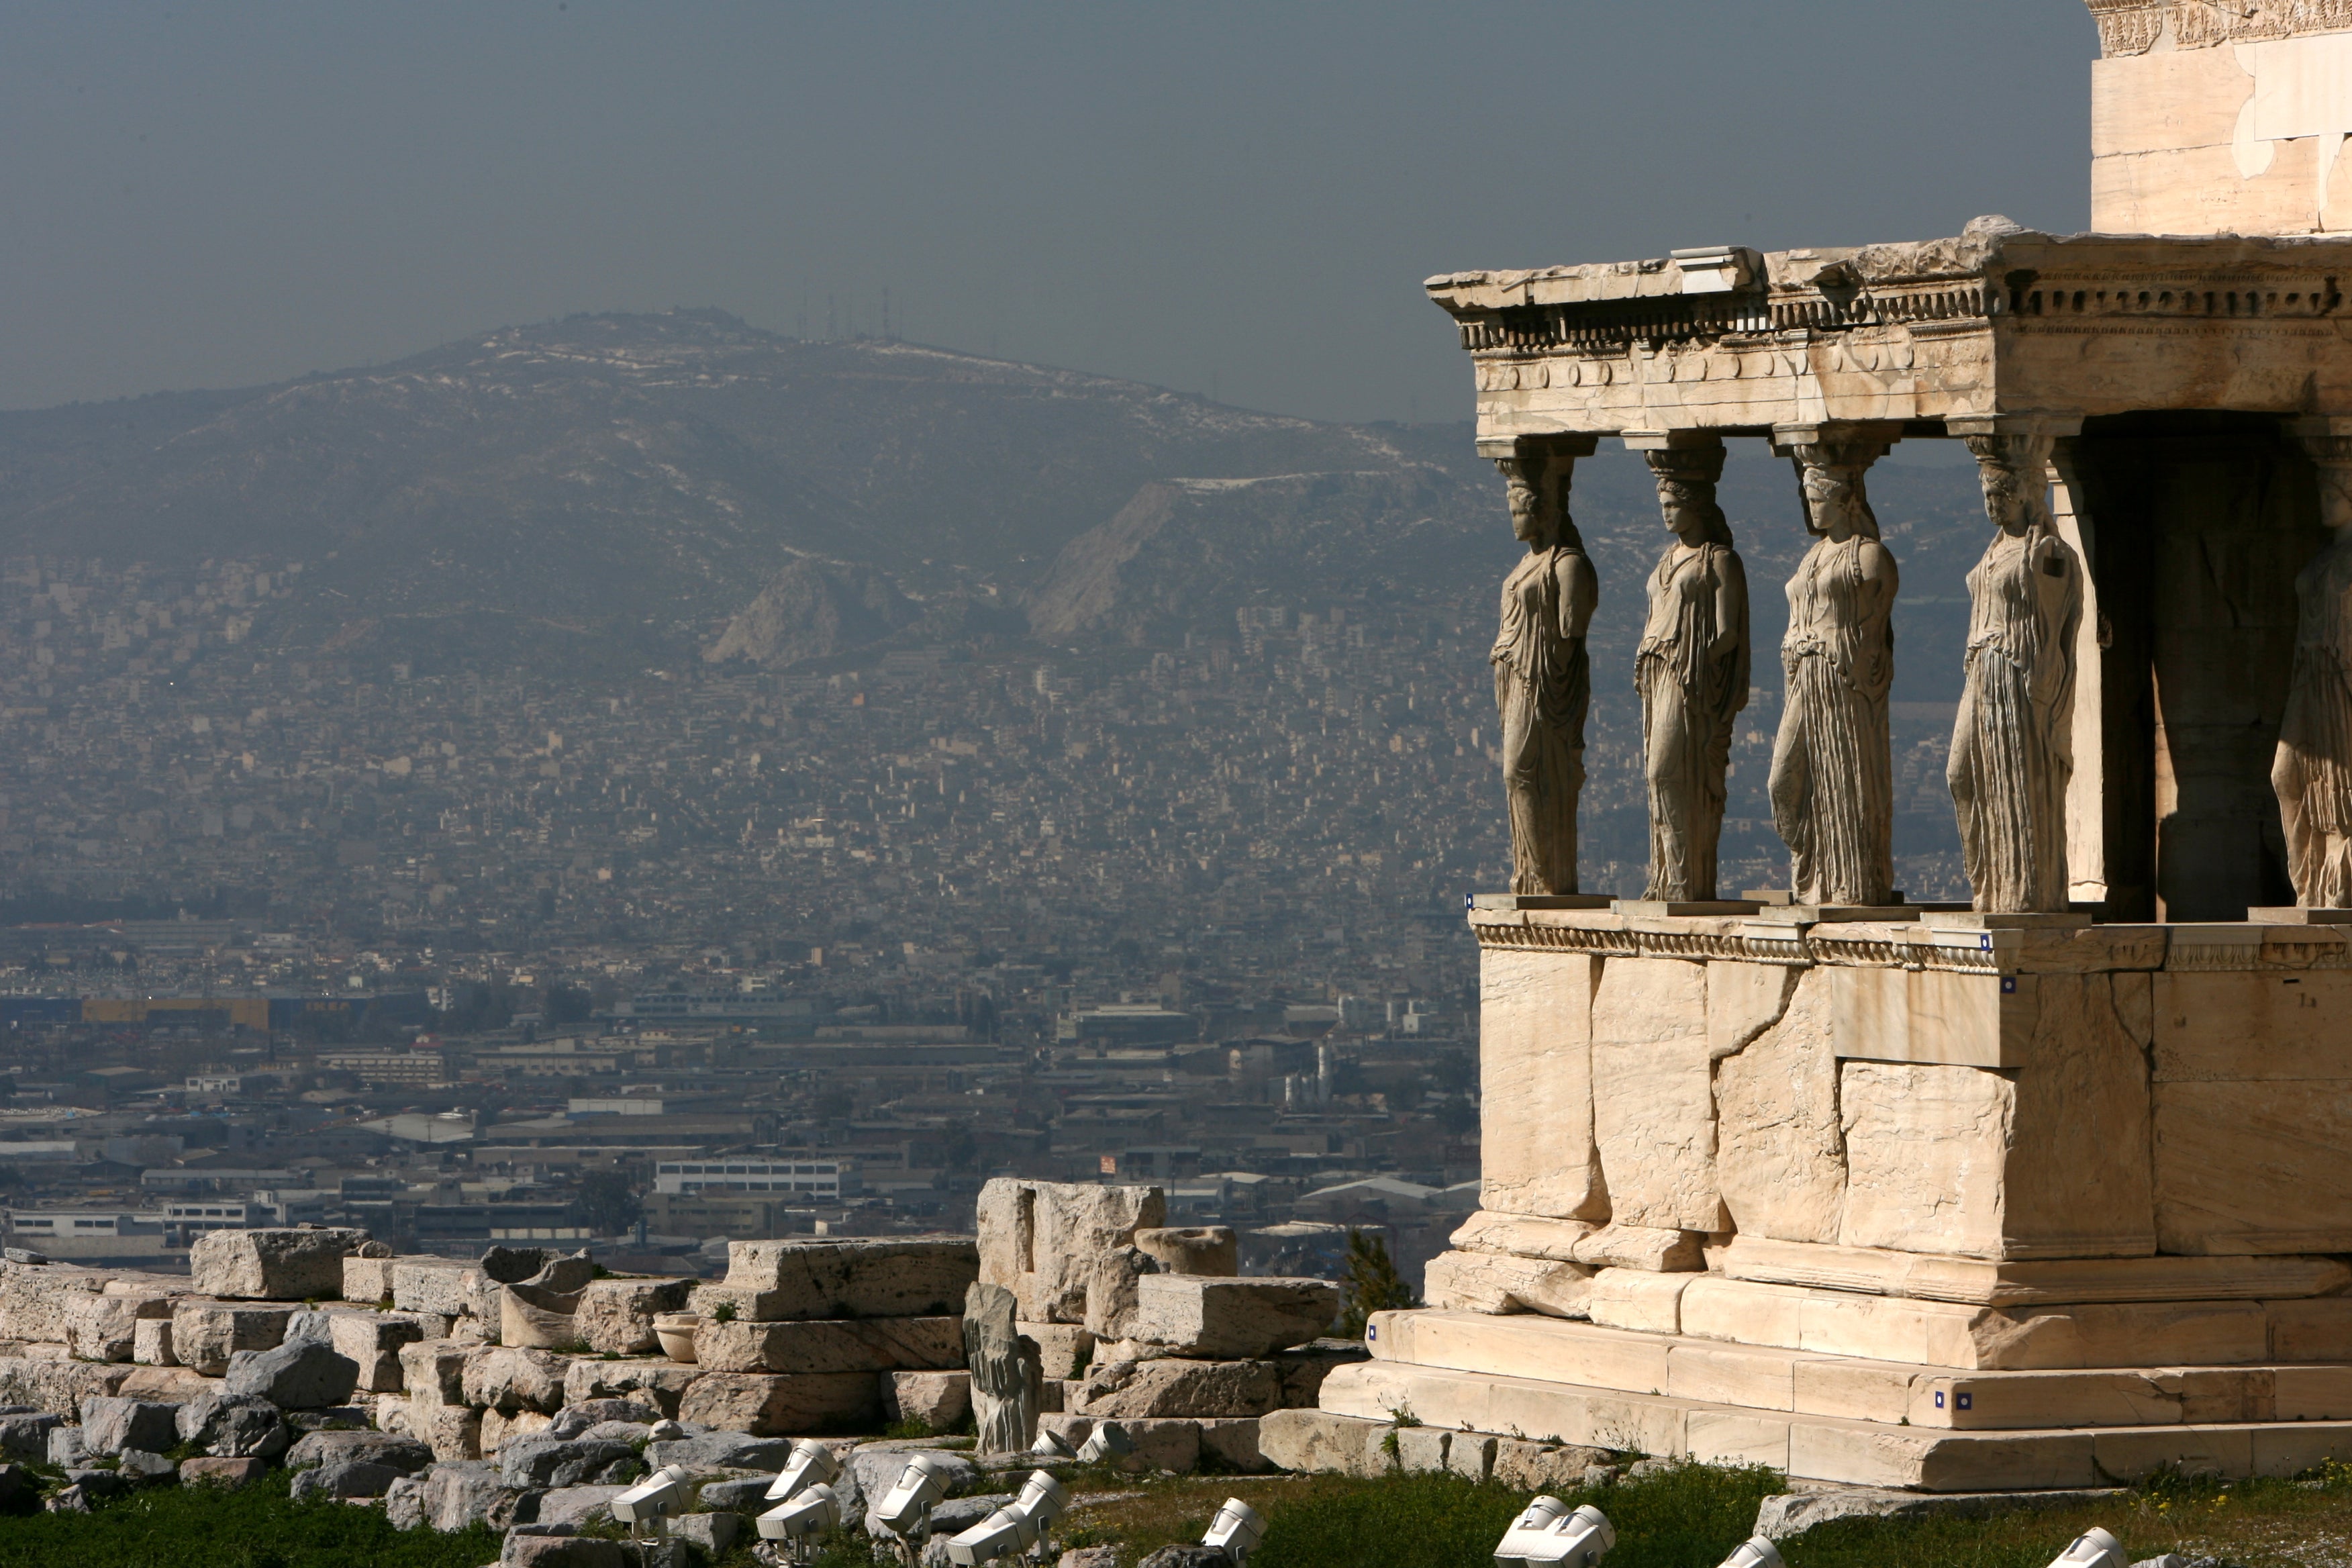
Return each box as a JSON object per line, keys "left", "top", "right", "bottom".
{"left": 1555, "top": 552, "right": 1599, "bottom": 641}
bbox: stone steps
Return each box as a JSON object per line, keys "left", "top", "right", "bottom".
{"left": 1369, "top": 1310, "right": 2352, "bottom": 1430}
{"left": 1315, "top": 1359, "right": 2352, "bottom": 1491}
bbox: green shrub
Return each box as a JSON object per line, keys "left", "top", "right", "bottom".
{"left": 0, "top": 1471, "right": 502, "bottom": 1568}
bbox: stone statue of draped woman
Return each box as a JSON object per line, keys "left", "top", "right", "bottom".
{"left": 1491, "top": 453, "right": 1598, "bottom": 895}
{"left": 1949, "top": 434, "right": 2082, "bottom": 913}
{"left": 2273, "top": 445, "right": 2352, "bottom": 908}
{"left": 1768, "top": 452, "right": 1900, "bottom": 907}
{"left": 1636, "top": 446, "right": 1749, "bottom": 901}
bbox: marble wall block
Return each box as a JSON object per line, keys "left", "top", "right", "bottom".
{"left": 1591, "top": 957, "right": 1725, "bottom": 1233}
{"left": 1478, "top": 948, "right": 1607, "bottom": 1222}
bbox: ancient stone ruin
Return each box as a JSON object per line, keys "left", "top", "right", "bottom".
{"left": 1267, "top": 0, "right": 2352, "bottom": 1494}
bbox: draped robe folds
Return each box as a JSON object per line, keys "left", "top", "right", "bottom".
{"left": 1948, "top": 529, "right": 2081, "bottom": 913}
{"left": 1770, "top": 535, "right": 1896, "bottom": 907}
{"left": 1493, "top": 544, "right": 1590, "bottom": 895}
{"left": 2275, "top": 532, "right": 2352, "bottom": 906}
{"left": 1636, "top": 542, "right": 1748, "bottom": 901}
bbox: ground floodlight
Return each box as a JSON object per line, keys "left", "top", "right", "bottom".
{"left": 2045, "top": 1528, "right": 2126, "bottom": 1568}
{"left": 1202, "top": 1498, "right": 1266, "bottom": 1567}
{"left": 1030, "top": 1428, "right": 1075, "bottom": 1459}
{"left": 611, "top": 1464, "right": 691, "bottom": 1536}
{"left": 1504, "top": 1503, "right": 1611, "bottom": 1568}
{"left": 766, "top": 1438, "right": 840, "bottom": 1503}
{"left": 1014, "top": 1469, "right": 1070, "bottom": 1530}
{"left": 872, "top": 1451, "right": 959, "bottom": 1536}
{"left": 1075, "top": 1421, "right": 1134, "bottom": 1463}
{"left": 756, "top": 1481, "right": 843, "bottom": 1553}
{"left": 1493, "top": 1497, "right": 1572, "bottom": 1568}
{"left": 946, "top": 1503, "right": 1040, "bottom": 1566}
{"left": 1716, "top": 1538, "right": 1783, "bottom": 1568}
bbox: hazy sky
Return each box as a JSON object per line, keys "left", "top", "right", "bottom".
{"left": 4, "top": 2, "right": 2096, "bottom": 425}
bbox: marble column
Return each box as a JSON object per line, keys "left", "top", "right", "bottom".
{"left": 2273, "top": 419, "right": 2352, "bottom": 909}
{"left": 1767, "top": 428, "right": 1900, "bottom": 907}
{"left": 1626, "top": 433, "right": 1749, "bottom": 901}
{"left": 1490, "top": 439, "right": 1600, "bottom": 896}
{"left": 1949, "top": 432, "right": 2084, "bottom": 913}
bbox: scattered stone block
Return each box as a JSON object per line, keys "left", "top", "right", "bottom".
{"left": 385, "top": 1474, "right": 427, "bottom": 1529}
{"left": 0, "top": 1410, "right": 57, "bottom": 1460}
{"left": 1256, "top": 1408, "right": 1389, "bottom": 1478}
{"left": 1128, "top": 1276, "right": 1339, "bottom": 1359}
{"left": 1132, "top": 1228, "right": 1238, "bottom": 1277}
{"left": 324, "top": 1310, "right": 426, "bottom": 1393}
{"left": 709, "top": 1238, "right": 980, "bottom": 1322}
{"left": 694, "top": 1314, "right": 965, "bottom": 1374}
{"left": 482, "top": 1408, "right": 555, "bottom": 1455}
{"left": 1082, "top": 1246, "right": 1160, "bottom": 1342}
{"left": 501, "top": 1535, "right": 626, "bottom": 1568}
{"left": 1070, "top": 1359, "right": 1282, "bottom": 1419}
{"left": 462, "top": 1346, "right": 570, "bottom": 1414}
{"left": 289, "top": 1428, "right": 434, "bottom": 1474}
{"left": 501, "top": 1285, "right": 586, "bottom": 1351}
{"left": 420, "top": 1458, "right": 543, "bottom": 1530}
{"left": 79, "top": 1396, "right": 179, "bottom": 1457}
{"left": 226, "top": 1339, "right": 360, "bottom": 1410}
{"left": 677, "top": 1371, "right": 881, "bottom": 1436}
{"left": 1018, "top": 1322, "right": 1095, "bottom": 1380}
{"left": 670, "top": 1512, "right": 739, "bottom": 1555}
{"left": 977, "top": 1179, "right": 1166, "bottom": 1324}
{"left": 132, "top": 1319, "right": 176, "bottom": 1367}
{"left": 1490, "top": 1438, "right": 1612, "bottom": 1491}
{"left": 66, "top": 1289, "right": 177, "bottom": 1364}
{"left": 846, "top": 1442, "right": 981, "bottom": 1510}
{"left": 291, "top": 1458, "right": 407, "bottom": 1500}
{"left": 1136, "top": 1548, "right": 1227, "bottom": 1568}
{"left": 401, "top": 1338, "right": 473, "bottom": 1405}
{"left": 560, "top": 1357, "right": 699, "bottom": 1418}
{"left": 411, "top": 1404, "right": 484, "bottom": 1463}
{"left": 1197, "top": 1417, "right": 1268, "bottom": 1472}
{"left": 177, "top": 1392, "right": 292, "bottom": 1459}
{"left": 47, "top": 1425, "right": 87, "bottom": 1467}
{"left": 180, "top": 1455, "right": 268, "bottom": 1487}
{"left": 171, "top": 1300, "right": 299, "bottom": 1377}
{"left": 693, "top": 1475, "right": 773, "bottom": 1512}
{"left": 190, "top": 1228, "right": 369, "bottom": 1302}
{"left": 644, "top": 1429, "right": 798, "bottom": 1471}
{"left": 535, "top": 1484, "right": 626, "bottom": 1527}
{"left": 394, "top": 1260, "right": 486, "bottom": 1318}
{"left": 498, "top": 1435, "right": 637, "bottom": 1489}
{"left": 343, "top": 1255, "right": 425, "bottom": 1304}
{"left": 1446, "top": 1432, "right": 1498, "bottom": 1482}
{"left": 574, "top": 1279, "right": 691, "bottom": 1355}
{"left": 1059, "top": 1549, "right": 1122, "bottom": 1568}
{"left": 883, "top": 1369, "right": 971, "bottom": 1431}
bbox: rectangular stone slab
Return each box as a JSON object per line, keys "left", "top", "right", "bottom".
{"left": 692, "top": 1315, "right": 965, "bottom": 1374}
{"left": 1716, "top": 1235, "right": 2352, "bottom": 1306}
{"left": 1320, "top": 1358, "right": 2352, "bottom": 1491}
{"left": 716, "top": 1238, "right": 977, "bottom": 1321}
{"left": 1129, "top": 1275, "right": 1339, "bottom": 1359}
{"left": 675, "top": 1371, "right": 882, "bottom": 1435}
{"left": 2153, "top": 1079, "right": 2352, "bottom": 1254}
{"left": 1478, "top": 949, "right": 1608, "bottom": 1222}
{"left": 1365, "top": 1310, "right": 2352, "bottom": 1431}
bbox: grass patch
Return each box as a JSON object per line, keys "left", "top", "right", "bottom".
{"left": 0, "top": 1471, "right": 501, "bottom": 1568}
{"left": 1050, "top": 1459, "right": 2352, "bottom": 1568}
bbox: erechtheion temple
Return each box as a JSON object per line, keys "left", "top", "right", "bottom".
{"left": 1280, "top": 0, "right": 2352, "bottom": 1490}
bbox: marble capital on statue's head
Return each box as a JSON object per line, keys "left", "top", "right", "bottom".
{"left": 1644, "top": 446, "right": 1734, "bottom": 548}
{"left": 1496, "top": 449, "right": 1579, "bottom": 552}
{"left": 1963, "top": 432, "right": 2057, "bottom": 536}
{"left": 1796, "top": 452, "right": 1879, "bottom": 542}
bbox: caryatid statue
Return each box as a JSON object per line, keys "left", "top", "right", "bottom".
{"left": 1949, "top": 433, "right": 2083, "bottom": 914}
{"left": 1636, "top": 443, "right": 1749, "bottom": 901}
{"left": 2273, "top": 430, "right": 2352, "bottom": 908}
{"left": 1768, "top": 442, "right": 1900, "bottom": 907}
{"left": 1490, "top": 448, "right": 1598, "bottom": 895}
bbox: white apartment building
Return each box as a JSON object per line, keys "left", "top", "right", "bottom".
{"left": 652, "top": 1158, "right": 856, "bottom": 1199}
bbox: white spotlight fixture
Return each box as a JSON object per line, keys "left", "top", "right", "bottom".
{"left": 1075, "top": 1421, "right": 1134, "bottom": 1464}
{"left": 611, "top": 1464, "right": 691, "bottom": 1542}
{"left": 1202, "top": 1498, "right": 1266, "bottom": 1567}
{"left": 1716, "top": 1538, "right": 1783, "bottom": 1568}
{"left": 765, "top": 1438, "right": 840, "bottom": 1504}
{"left": 2046, "top": 1528, "right": 2127, "bottom": 1568}
{"left": 1493, "top": 1500, "right": 1612, "bottom": 1568}
{"left": 870, "top": 1451, "right": 959, "bottom": 1544}
{"left": 1030, "top": 1428, "right": 1075, "bottom": 1459}
{"left": 756, "top": 1481, "right": 844, "bottom": 1563}
{"left": 944, "top": 1469, "right": 1073, "bottom": 1567}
